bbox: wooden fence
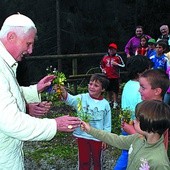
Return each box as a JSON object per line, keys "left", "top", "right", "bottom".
{"left": 23, "top": 52, "right": 127, "bottom": 94}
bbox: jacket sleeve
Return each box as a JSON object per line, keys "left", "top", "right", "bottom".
{"left": 125, "top": 38, "right": 132, "bottom": 55}
{"left": 21, "top": 84, "right": 41, "bottom": 103}
{"left": 89, "top": 127, "right": 137, "bottom": 150}
{"left": 0, "top": 73, "right": 56, "bottom": 141}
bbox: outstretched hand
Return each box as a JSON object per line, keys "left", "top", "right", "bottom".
{"left": 80, "top": 121, "right": 91, "bottom": 132}
{"left": 37, "top": 75, "right": 56, "bottom": 92}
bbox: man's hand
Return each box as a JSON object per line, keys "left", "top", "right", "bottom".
{"left": 37, "top": 75, "right": 55, "bottom": 93}
{"left": 27, "top": 101, "right": 52, "bottom": 117}
{"left": 55, "top": 115, "right": 81, "bottom": 132}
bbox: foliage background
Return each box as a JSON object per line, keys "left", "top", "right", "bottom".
{"left": 1, "top": 0, "right": 170, "bottom": 84}
{"left": 1, "top": 0, "right": 170, "bottom": 55}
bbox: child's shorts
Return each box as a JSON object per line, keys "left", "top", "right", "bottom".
{"left": 107, "top": 78, "right": 119, "bottom": 93}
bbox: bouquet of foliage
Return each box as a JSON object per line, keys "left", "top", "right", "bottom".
{"left": 42, "top": 66, "right": 67, "bottom": 102}
{"left": 70, "top": 97, "right": 91, "bottom": 122}
{"left": 119, "top": 108, "right": 133, "bottom": 125}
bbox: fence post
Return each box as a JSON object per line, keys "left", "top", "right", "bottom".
{"left": 72, "top": 58, "right": 78, "bottom": 94}
{"left": 72, "top": 58, "right": 77, "bottom": 75}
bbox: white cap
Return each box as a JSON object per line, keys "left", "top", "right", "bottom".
{"left": 2, "top": 13, "right": 36, "bottom": 28}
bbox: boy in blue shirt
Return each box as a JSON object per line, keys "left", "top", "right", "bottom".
{"left": 149, "top": 40, "right": 168, "bottom": 71}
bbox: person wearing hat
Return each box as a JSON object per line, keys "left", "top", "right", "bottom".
{"left": 147, "top": 38, "right": 156, "bottom": 58}
{"left": 0, "top": 13, "right": 81, "bottom": 169}
{"left": 100, "top": 43, "right": 125, "bottom": 109}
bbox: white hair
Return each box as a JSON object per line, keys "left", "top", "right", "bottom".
{"left": 0, "top": 25, "right": 37, "bottom": 38}
{"left": 0, "top": 13, "right": 37, "bottom": 38}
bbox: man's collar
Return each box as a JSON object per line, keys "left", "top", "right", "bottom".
{"left": 0, "top": 41, "right": 17, "bottom": 67}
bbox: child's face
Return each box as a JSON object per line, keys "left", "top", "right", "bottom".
{"left": 139, "top": 77, "right": 157, "bottom": 100}
{"left": 88, "top": 80, "right": 104, "bottom": 98}
{"left": 108, "top": 48, "right": 116, "bottom": 56}
{"left": 156, "top": 45, "right": 164, "bottom": 56}
{"left": 140, "top": 38, "right": 146, "bottom": 47}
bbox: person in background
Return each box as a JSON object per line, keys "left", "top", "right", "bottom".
{"left": 60, "top": 73, "right": 111, "bottom": 170}
{"left": 0, "top": 13, "right": 81, "bottom": 169}
{"left": 147, "top": 38, "right": 156, "bottom": 58}
{"left": 125, "top": 25, "right": 151, "bottom": 58}
{"left": 100, "top": 43, "right": 125, "bottom": 109}
{"left": 81, "top": 100, "right": 170, "bottom": 170}
{"left": 149, "top": 40, "right": 168, "bottom": 71}
{"left": 157, "top": 25, "right": 170, "bottom": 48}
{"left": 114, "top": 55, "right": 151, "bottom": 170}
{"left": 135, "top": 35, "right": 149, "bottom": 56}
{"left": 164, "top": 54, "right": 170, "bottom": 105}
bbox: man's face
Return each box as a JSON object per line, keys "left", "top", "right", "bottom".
{"left": 160, "top": 25, "right": 169, "bottom": 36}
{"left": 135, "top": 28, "right": 143, "bottom": 37}
{"left": 10, "top": 29, "right": 36, "bottom": 61}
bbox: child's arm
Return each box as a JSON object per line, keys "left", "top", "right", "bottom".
{"left": 60, "top": 85, "right": 68, "bottom": 100}
{"left": 81, "top": 121, "right": 135, "bottom": 150}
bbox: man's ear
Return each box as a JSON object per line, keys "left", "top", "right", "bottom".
{"left": 7, "top": 32, "right": 16, "bottom": 42}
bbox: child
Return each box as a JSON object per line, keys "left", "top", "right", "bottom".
{"left": 100, "top": 43, "right": 125, "bottom": 109}
{"left": 149, "top": 40, "right": 168, "bottom": 71}
{"left": 135, "top": 35, "right": 148, "bottom": 56}
{"left": 114, "top": 55, "right": 152, "bottom": 170}
{"left": 147, "top": 38, "right": 156, "bottom": 58}
{"left": 138, "top": 69, "right": 169, "bottom": 150}
{"left": 61, "top": 73, "right": 111, "bottom": 170}
{"left": 81, "top": 100, "right": 170, "bottom": 170}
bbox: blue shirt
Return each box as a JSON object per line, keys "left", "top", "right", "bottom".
{"left": 66, "top": 93, "right": 111, "bottom": 141}
{"left": 149, "top": 54, "right": 168, "bottom": 71}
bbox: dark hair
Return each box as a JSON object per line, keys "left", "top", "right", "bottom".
{"left": 135, "top": 100, "right": 170, "bottom": 135}
{"left": 136, "top": 25, "right": 143, "bottom": 30}
{"left": 140, "top": 35, "right": 149, "bottom": 47}
{"left": 156, "top": 40, "right": 168, "bottom": 50}
{"left": 126, "top": 55, "right": 152, "bottom": 80}
{"left": 90, "top": 73, "right": 109, "bottom": 90}
{"left": 139, "top": 69, "right": 169, "bottom": 97}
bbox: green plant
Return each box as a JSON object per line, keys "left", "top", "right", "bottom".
{"left": 73, "top": 97, "right": 92, "bottom": 122}
{"left": 119, "top": 108, "right": 133, "bottom": 125}
{"left": 42, "top": 66, "right": 66, "bottom": 103}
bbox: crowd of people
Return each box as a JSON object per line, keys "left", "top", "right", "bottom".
{"left": 0, "top": 12, "right": 169, "bottom": 170}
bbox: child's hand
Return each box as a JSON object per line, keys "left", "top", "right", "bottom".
{"left": 112, "top": 61, "right": 118, "bottom": 66}
{"left": 80, "top": 121, "right": 91, "bottom": 132}
{"left": 121, "top": 121, "right": 136, "bottom": 134}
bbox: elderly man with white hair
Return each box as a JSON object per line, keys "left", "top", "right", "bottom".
{"left": 0, "top": 13, "right": 81, "bottom": 169}
{"left": 157, "top": 25, "right": 170, "bottom": 47}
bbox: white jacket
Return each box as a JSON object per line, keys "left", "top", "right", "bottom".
{"left": 0, "top": 41, "right": 57, "bottom": 169}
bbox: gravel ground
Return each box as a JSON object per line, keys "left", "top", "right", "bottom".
{"left": 24, "top": 142, "right": 119, "bottom": 170}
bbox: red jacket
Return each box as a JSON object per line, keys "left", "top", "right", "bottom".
{"left": 100, "top": 53, "right": 125, "bottom": 79}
